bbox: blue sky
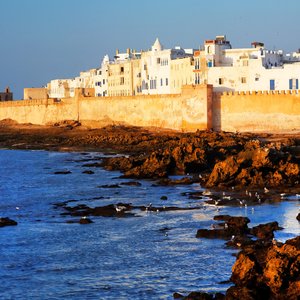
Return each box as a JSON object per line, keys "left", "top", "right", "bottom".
{"left": 1, "top": 0, "right": 300, "bottom": 99}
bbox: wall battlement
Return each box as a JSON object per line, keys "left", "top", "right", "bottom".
{"left": 0, "top": 85, "right": 298, "bottom": 133}
{"left": 217, "top": 89, "right": 300, "bottom": 96}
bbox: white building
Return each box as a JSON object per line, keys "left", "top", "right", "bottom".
{"left": 140, "top": 38, "right": 193, "bottom": 95}
{"left": 94, "top": 55, "right": 109, "bottom": 97}
{"left": 196, "top": 36, "right": 300, "bottom": 92}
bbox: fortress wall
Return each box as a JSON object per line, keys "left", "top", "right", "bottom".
{"left": 78, "top": 85, "right": 211, "bottom": 131}
{"left": 0, "top": 85, "right": 298, "bottom": 133}
{"left": 213, "top": 91, "right": 300, "bottom": 132}
{"left": 0, "top": 85, "right": 212, "bottom": 131}
{"left": 0, "top": 98, "right": 77, "bottom": 125}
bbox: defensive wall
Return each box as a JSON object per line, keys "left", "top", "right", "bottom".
{"left": 0, "top": 85, "right": 299, "bottom": 133}
{"left": 213, "top": 90, "right": 300, "bottom": 132}
{"left": 0, "top": 85, "right": 212, "bottom": 132}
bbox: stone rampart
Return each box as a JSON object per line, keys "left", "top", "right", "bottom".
{"left": 213, "top": 90, "right": 300, "bottom": 132}
{"left": 0, "top": 85, "right": 298, "bottom": 132}
{"left": 0, "top": 85, "right": 212, "bottom": 132}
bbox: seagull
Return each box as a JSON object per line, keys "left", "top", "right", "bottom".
{"left": 115, "top": 205, "right": 127, "bottom": 212}
{"left": 214, "top": 199, "right": 220, "bottom": 206}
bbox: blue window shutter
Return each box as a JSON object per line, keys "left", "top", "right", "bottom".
{"left": 296, "top": 79, "right": 299, "bottom": 90}
{"left": 289, "top": 79, "right": 292, "bottom": 90}
{"left": 270, "top": 79, "right": 275, "bottom": 90}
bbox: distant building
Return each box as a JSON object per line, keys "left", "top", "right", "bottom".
{"left": 0, "top": 87, "right": 13, "bottom": 101}
{"left": 140, "top": 38, "right": 193, "bottom": 95}
{"left": 36, "top": 35, "right": 300, "bottom": 100}
{"left": 194, "top": 35, "right": 300, "bottom": 92}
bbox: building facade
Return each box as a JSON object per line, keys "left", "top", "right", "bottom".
{"left": 43, "top": 35, "right": 300, "bottom": 100}
{"left": 0, "top": 87, "right": 13, "bottom": 101}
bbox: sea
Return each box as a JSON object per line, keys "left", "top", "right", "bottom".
{"left": 0, "top": 149, "right": 299, "bottom": 300}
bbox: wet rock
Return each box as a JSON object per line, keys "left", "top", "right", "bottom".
{"left": 174, "top": 291, "right": 225, "bottom": 300}
{"left": 229, "top": 236, "right": 300, "bottom": 299}
{"left": 79, "top": 217, "right": 93, "bottom": 224}
{"left": 54, "top": 170, "right": 72, "bottom": 174}
{"left": 0, "top": 217, "right": 17, "bottom": 227}
{"left": 160, "top": 195, "right": 168, "bottom": 200}
{"left": 63, "top": 203, "right": 134, "bottom": 218}
{"left": 297, "top": 213, "right": 300, "bottom": 222}
{"left": 196, "top": 216, "right": 250, "bottom": 239}
{"left": 250, "top": 221, "right": 282, "bottom": 240}
{"left": 120, "top": 181, "right": 141, "bottom": 186}
{"left": 173, "top": 292, "right": 184, "bottom": 299}
{"left": 82, "top": 170, "right": 94, "bottom": 174}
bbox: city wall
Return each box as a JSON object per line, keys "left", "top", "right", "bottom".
{"left": 214, "top": 90, "right": 300, "bottom": 132}
{"left": 0, "top": 85, "right": 212, "bottom": 131}
{"left": 0, "top": 86, "right": 299, "bottom": 133}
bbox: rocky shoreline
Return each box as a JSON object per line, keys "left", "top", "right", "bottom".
{"left": 1, "top": 120, "right": 300, "bottom": 299}
{"left": 0, "top": 121, "right": 299, "bottom": 191}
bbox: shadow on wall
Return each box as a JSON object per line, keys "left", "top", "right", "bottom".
{"left": 212, "top": 92, "right": 221, "bottom": 131}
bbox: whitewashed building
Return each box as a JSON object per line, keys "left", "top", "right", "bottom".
{"left": 195, "top": 36, "right": 300, "bottom": 92}
{"left": 140, "top": 38, "right": 193, "bottom": 95}
{"left": 94, "top": 55, "right": 109, "bottom": 97}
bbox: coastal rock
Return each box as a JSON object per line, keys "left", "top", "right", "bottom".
{"left": 250, "top": 221, "right": 282, "bottom": 240}
{"left": 228, "top": 236, "right": 300, "bottom": 299}
{"left": 0, "top": 217, "right": 18, "bottom": 227}
{"left": 173, "top": 291, "right": 225, "bottom": 300}
{"left": 62, "top": 203, "right": 134, "bottom": 217}
{"left": 79, "top": 217, "right": 93, "bottom": 224}
{"left": 196, "top": 215, "right": 250, "bottom": 239}
{"left": 297, "top": 213, "right": 300, "bottom": 222}
{"left": 54, "top": 170, "right": 72, "bottom": 174}
{"left": 82, "top": 170, "right": 94, "bottom": 174}
{"left": 206, "top": 144, "right": 300, "bottom": 188}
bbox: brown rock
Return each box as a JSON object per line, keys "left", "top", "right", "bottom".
{"left": 0, "top": 217, "right": 18, "bottom": 227}
{"left": 250, "top": 221, "right": 282, "bottom": 240}
{"left": 229, "top": 236, "right": 300, "bottom": 299}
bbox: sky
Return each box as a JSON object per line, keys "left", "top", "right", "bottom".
{"left": 1, "top": 0, "right": 300, "bottom": 99}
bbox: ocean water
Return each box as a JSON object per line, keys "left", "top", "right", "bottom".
{"left": 0, "top": 149, "right": 299, "bottom": 300}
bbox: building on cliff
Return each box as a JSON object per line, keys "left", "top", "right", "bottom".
{"left": 193, "top": 35, "right": 300, "bottom": 92}
{"left": 30, "top": 35, "right": 300, "bottom": 100}
{"left": 0, "top": 87, "right": 13, "bottom": 101}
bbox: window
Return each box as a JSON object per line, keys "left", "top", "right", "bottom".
{"left": 241, "top": 77, "right": 247, "bottom": 84}
{"left": 270, "top": 79, "right": 275, "bottom": 90}
{"left": 144, "top": 64, "right": 147, "bottom": 70}
{"left": 120, "top": 77, "right": 125, "bottom": 85}
{"left": 166, "top": 78, "right": 168, "bottom": 86}
{"left": 161, "top": 78, "right": 163, "bottom": 86}
{"left": 218, "top": 78, "right": 224, "bottom": 85}
{"left": 103, "top": 79, "right": 105, "bottom": 84}
{"left": 289, "top": 78, "right": 299, "bottom": 90}
{"left": 120, "top": 67, "right": 124, "bottom": 73}
{"left": 157, "top": 58, "right": 161, "bottom": 64}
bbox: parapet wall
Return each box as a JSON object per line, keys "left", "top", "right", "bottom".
{"left": 0, "top": 85, "right": 212, "bottom": 132}
{"left": 0, "top": 85, "right": 298, "bottom": 133}
{"left": 213, "top": 90, "right": 300, "bottom": 132}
